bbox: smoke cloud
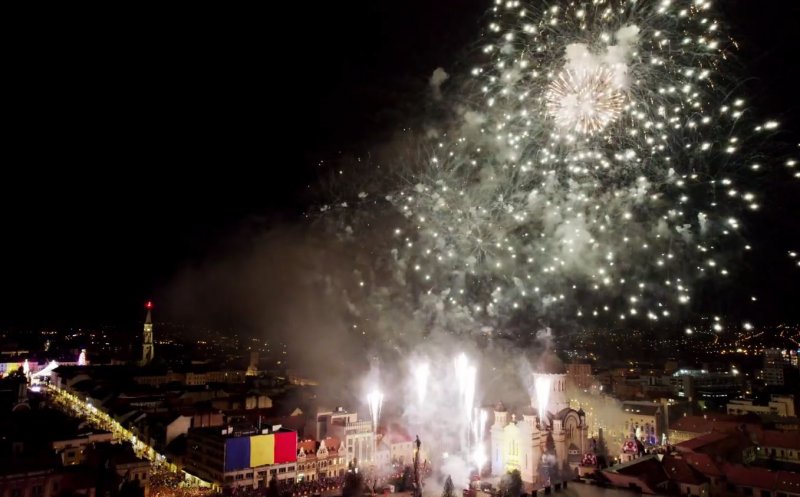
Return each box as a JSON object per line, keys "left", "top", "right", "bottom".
{"left": 430, "top": 67, "right": 450, "bottom": 100}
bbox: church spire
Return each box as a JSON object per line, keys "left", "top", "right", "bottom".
{"left": 141, "top": 301, "right": 154, "bottom": 365}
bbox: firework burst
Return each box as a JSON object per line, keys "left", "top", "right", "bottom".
{"left": 315, "top": 0, "right": 796, "bottom": 340}
{"left": 545, "top": 67, "right": 625, "bottom": 135}
{"left": 375, "top": 0, "right": 796, "bottom": 332}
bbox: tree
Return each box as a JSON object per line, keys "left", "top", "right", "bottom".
{"left": 442, "top": 475, "right": 455, "bottom": 497}
{"left": 399, "top": 466, "right": 414, "bottom": 492}
{"left": 596, "top": 429, "right": 609, "bottom": 468}
{"left": 343, "top": 467, "right": 365, "bottom": 497}
{"left": 499, "top": 469, "right": 523, "bottom": 497}
{"left": 267, "top": 475, "right": 280, "bottom": 497}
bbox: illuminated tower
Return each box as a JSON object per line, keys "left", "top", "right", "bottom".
{"left": 141, "top": 301, "right": 154, "bottom": 365}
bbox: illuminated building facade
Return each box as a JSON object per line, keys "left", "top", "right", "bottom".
{"left": 490, "top": 358, "right": 589, "bottom": 486}
{"left": 140, "top": 302, "right": 154, "bottom": 366}
{"left": 184, "top": 424, "right": 297, "bottom": 489}
{"left": 306, "top": 408, "right": 376, "bottom": 467}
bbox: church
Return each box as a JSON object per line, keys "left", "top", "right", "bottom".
{"left": 490, "top": 354, "right": 589, "bottom": 486}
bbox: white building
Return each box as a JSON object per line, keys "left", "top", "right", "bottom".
{"left": 490, "top": 355, "right": 589, "bottom": 486}
{"left": 307, "top": 408, "right": 376, "bottom": 467}
{"left": 727, "top": 395, "right": 796, "bottom": 417}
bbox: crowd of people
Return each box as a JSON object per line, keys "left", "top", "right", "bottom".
{"left": 287, "top": 476, "right": 347, "bottom": 496}
{"left": 224, "top": 475, "right": 347, "bottom": 497}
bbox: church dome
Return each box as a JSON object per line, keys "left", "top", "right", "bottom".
{"left": 536, "top": 351, "right": 566, "bottom": 374}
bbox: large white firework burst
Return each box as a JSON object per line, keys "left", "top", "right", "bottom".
{"left": 383, "top": 0, "right": 795, "bottom": 331}
{"left": 545, "top": 67, "right": 625, "bottom": 135}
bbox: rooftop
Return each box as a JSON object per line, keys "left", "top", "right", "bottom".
{"left": 675, "top": 432, "right": 734, "bottom": 451}
{"left": 661, "top": 454, "right": 708, "bottom": 486}
{"left": 670, "top": 414, "right": 761, "bottom": 434}
{"left": 682, "top": 453, "right": 724, "bottom": 478}
{"left": 758, "top": 430, "right": 800, "bottom": 450}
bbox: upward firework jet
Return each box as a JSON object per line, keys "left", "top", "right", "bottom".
{"left": 535, "top": 376, "right": 551, "bottom": 420}
{"left": 380, "top": 0, "right": 796, "bottom": 333}
{"left": 454, "top": 353, "right": 478, "bottom": 451}
{"left": 367, "top": 390, "right": 384, "bottom": 432}
{"left": 413, "top": 362, "right": 431, "bottom": 405}
{"left": 472, "top": 408, "right": 489, "bottom": 468}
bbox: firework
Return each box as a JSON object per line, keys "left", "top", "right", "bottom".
{"left": 412, "top": 362, "right": 430, "bottom": 405}
{"left": 546, "top": 67, "right": 625, "bottom": 135}
{"left": 472, "top": 408, "right": 489, "bottom": 468}
{"left": 454, "top": 353, "right": 478, "bottom": 451}
{"left": 535, "top": 375, "right": 551, "bottom": 421}
{"left": 379, "top": 0, "right": 795, "bottom": 331}
{"left": 367, "top": 389, "right": 384, "bottom": 432}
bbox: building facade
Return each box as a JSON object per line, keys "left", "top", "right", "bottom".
{"left": 296, "top": 437, "right": 346, "bottom": 482}
{"left": 184, "top": 425, "right": 297, "bottom": 489}
{"left": 490, "top": 357, "right": 589, "bottom": 487}
{"left": 621, "top": 401, "right": 665, "bottom": 446}
{"left": 307, "top": 409, "right": 376, "bottom": 467}
{"left": 727, "top": 395, "right": 796, "bottom": 418}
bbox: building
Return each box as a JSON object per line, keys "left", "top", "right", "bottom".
{"left": 727, "top": 395, "right": 796, "bottom": 418}
{"left": 669, "top": 369, "right": 743, "bottom": 408}
{"left": 140, "top": 302, "right": 154, "bottom": 366}
{"left": 720, "top": 464, "right": 800, "bottom": 497}
{"left": 758, "top": 367, "right": 786, "bottom": 387}
{"left": 52, "top": 430, "right": 114, "bottom": 466}
{"left": 755, "top": 431, "right": 800, "bottom": 466}
{"left": 490, "top": 353, "right": 589, "bottom": 487}
{"left": 184, "top": 424, "right": 297, "bottom": 489}
{"left": 296, "top": 437, "right": 346, "bottom": 482}
{"left": 0, "top": 458, "right": 65, "bottom": 497}
{"left": 601, "top": 455, "right": 670, "bottom": 494}
{"left": 84, "top": 442, "right": 153, "bottom": 497}
{"left": 307, "top": 408, "right": 376, "bottom": 467}
{"left": 621, "top": 401, "right": 665, "bottom": 446}
{"left": 675, "top": 431, "right": 756, "bottom": 464}
{"left": 383, "top": 429, "right": 415, "bottom": 466}
{"left": 757, "top": 349, "right": 800, "bottom": 387}
{"left": 566, "top": 363, "right": 593, "bottom": 390}
{"left": 601, "top": 453, "right": 800, "bottom": 497}
{"left": 669, "top": 415, "right": 760, "bottom": 445}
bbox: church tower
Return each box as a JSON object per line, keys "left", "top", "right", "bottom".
{"left": 491, "top": 402, "right": 508, "bottom": 473}
{"left": 141, "top": 301, "right": 154, "bottom": 365}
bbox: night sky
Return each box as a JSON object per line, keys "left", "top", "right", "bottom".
{"left": 2, "top": 1, "right": 798, "bottom": 330}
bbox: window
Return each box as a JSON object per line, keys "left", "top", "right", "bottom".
{"left": 236, "top": 474, "right": 244, "bottom": 480}
{"left": 11, "top": 489, "right": 21, "bottom": 497}
{"left": 743, "top": 487, "right": 753, "bottom": 496}
{"left": 761, "top": 491, "right": 770, "bottom": 497}
{"left": 727, "top": 484, "right": 736, "bottom": 492}
{"left": 246, "top": 473, "right": 254, "bottom": 479}
{"left": 32, "top": 486, "right": 45, "bottom": 497}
